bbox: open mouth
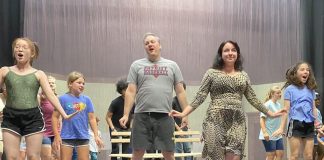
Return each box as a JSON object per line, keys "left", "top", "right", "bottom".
{"left": 302, "top": 75, "right": 308, "bottom": 81}
{"left": 17, "top": 53, "right": 24, "bottom": 57}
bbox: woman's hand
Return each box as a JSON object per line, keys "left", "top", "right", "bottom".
{"left": 267, "top": 109, "right": 286, "bottom": 118}
{"left": 169, "top": 110, "right": 185, "bottom": 118}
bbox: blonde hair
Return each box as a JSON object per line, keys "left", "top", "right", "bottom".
{"left": 48, "top": 75, "right": 57, "bottom": 95}
{"left": 264, "top": 86, "right": 281, "bottom": 102}
{"left": 12, "top": 37, "right": 39, "bottom": 65}
{"left": 67, "top": 71, "right": 85, "bottom": 91}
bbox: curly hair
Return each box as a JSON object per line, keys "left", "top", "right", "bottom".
{"left": 282, "top": 61, "right": 317, "bottom": 90}
{"left": 116, "top": 78, "right": 128, "bottom": 94}
{"left": 212, "top": 40, "right": 243, "bottom": 71}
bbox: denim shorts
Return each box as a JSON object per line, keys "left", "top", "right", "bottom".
{"left": 262, "top": 138, "right": 284, "bottom": 152}
{"left": 42, "top": 136, "right": 54, "bottom": 145}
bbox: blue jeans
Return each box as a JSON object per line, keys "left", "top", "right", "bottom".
{"left": 175, "top": 135, "right": 193, "bottom": 160}
{"left": 89, "top": 151, "right": 98, "bottom": 160}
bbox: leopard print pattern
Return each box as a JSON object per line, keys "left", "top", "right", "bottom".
{"left": 191, "top": 69, "right": 269, "bottom": 159}
{"left": 202, "top": 109, "right": 246, "bottom": 160}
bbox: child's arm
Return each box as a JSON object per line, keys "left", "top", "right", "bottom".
{"left": 313, "top": 100, "right": 320, "bottom": 127}
{"left": 89, "top": 112, "right": 104, "bottom": 149}
{"left": 38, "top": 71, "right": 77, "bottom": 119}
{"left": 52, "top": 110, "right": 62, "bottom": 151}
{"left": 260, "top": 116, "right": 269, "bottom": 141}
{"left": 272, "top": 100, "right": 290, "bottom": 137}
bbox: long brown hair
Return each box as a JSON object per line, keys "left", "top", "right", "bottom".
{"left": 282, "top": 61, "right": 317, "bottom": 90}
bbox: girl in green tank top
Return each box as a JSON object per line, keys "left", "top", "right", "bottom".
{"left": 0, "top": 38, "right": 78, "bottom": 160}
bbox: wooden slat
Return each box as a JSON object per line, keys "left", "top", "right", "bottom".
{"left": 110, "top": 153, "right": 202, "bottom": 158}
{"left": 111, "top": 132, "right": 131, "bottom": 136}
{"left": 174, "top": 137, "right": 201, "bottom": 143}
{"left": 174, "top": 130, "right": 201, "bottom": 136}
{"left": 111, "top": 130, "right": 201, "bottom": 136}
{"left": 111, "top": 139, "right": 130, "bottom": 143}
{"left": 111, "top": 138, "right": 201, "bottom": 143}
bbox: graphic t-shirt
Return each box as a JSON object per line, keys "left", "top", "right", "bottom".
{"left": 127, "top": 57, "right": 183, "bottom": 113}
{"left": 59, "top": 93, "right": 94, "bottom": 139}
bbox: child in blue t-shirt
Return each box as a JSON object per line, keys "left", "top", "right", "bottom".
{"left": 273, "top": 62, "right": 318, "bottom": 160}
{"left": 52, "top": 71, "right": 104, "bottom": 160}
{"left": 259, "top": 86, "right": 284, "bottom": 160}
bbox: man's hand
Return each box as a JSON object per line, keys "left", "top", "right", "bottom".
{"left": 119, "top": 115, "right": 129, "bottom": 129}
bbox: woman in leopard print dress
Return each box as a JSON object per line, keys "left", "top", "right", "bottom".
{"left": 171, "top": 40, "right": 285, "bottom": 160}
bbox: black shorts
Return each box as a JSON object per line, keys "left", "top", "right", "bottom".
{"left": 287, "top": 119, "right": 314, "bottom": 138}
{"left": 62, "top": 139, "right": 89, "bottom": 148}
{"left": 131, "top": 112, "right": 175, "bottom": 152}
{"left": 1, "top": 106, "right": 45, "bottom": 136}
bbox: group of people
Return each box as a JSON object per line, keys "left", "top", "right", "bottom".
{"left": 258, "top": 61, "right": 324, "bottom": 160}
{"left": 0, "top": 32, "right": 322, "bottom": 160}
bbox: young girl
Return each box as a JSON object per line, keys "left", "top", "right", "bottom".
{"left": 273, "top": 62, "right": 317, "bottom": 160}
{"left": 39, "top": 76, "right": 61, "bottom": 160}
{"left": 52, "top": 71, "right": 104, "bottom": 160}
{"left": 259, "top": 86, "right": 284, "bottom": 160}
{"left": 0, "top": 37, "right": 77, "bottom": 160}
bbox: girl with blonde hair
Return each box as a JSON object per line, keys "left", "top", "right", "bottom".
{"left": 259, "top": 86, "right": 284, "bottom": 160}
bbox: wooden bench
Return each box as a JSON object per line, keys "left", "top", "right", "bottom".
{"left": 110, "top": 130, "right": 202, "bottom": 159}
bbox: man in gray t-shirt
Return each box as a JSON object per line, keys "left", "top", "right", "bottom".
{"left": 119, "top": 32, "right": 189, "bottom": 160}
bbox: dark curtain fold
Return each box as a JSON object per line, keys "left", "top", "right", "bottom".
{"left": 0, "top": 0, "right": 24, "bottom": 67}
{"left": 302, "top": 0, "right": 324, "bottom": 112}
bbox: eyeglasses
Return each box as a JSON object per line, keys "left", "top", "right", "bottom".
{"left": 14, "top": 45, "right": 30, "bottom": 50}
